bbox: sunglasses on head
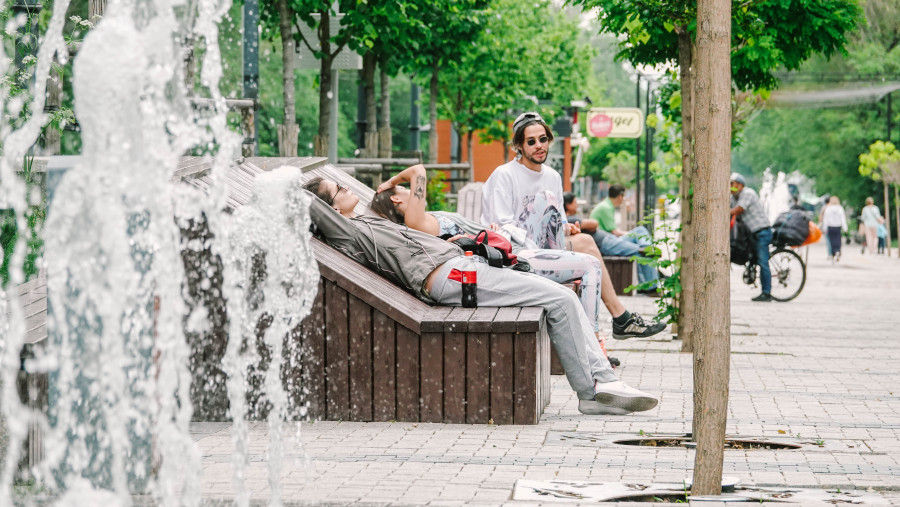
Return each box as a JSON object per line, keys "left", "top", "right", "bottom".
{"left": 526, "top": 136, "right": 549, "bottom": 146}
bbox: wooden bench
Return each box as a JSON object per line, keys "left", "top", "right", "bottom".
{"left": 2, "top": 273, "right": 48, "bottom": 476}
{"left": 297, "top": 164, "right": 551, "bottom": 424}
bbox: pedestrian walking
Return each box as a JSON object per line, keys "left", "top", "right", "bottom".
{"left": 877, "top": 221, "right": 887, "bottom": 254}
{"left": 821, "top": 196, "right": 848, "bottom": 263}
{"left": 860, "top": 197, "right": 883, "bottom": 255}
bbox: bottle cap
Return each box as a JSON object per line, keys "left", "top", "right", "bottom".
{"left": 465, "top": 251, "right": 473, "bottom": 257}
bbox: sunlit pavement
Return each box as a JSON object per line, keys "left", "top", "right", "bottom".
{"left": 190, "top": 240, "right": 900, "bottom": 505}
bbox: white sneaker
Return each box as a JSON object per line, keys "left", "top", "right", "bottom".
{"left": 593, "top": 380, "right": 658, "bottom": 412}
{"left": 578, "top": 399, "right": 631, "bottom": 415}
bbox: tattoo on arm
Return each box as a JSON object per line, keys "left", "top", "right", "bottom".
{"left": 414, "top": 176, "right": 426, "bottom": 200}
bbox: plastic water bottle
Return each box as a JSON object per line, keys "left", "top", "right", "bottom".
{"left": 462, "top": 251, "right": 478, "bottom": 308}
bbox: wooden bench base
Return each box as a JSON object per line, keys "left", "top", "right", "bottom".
{"left": 297, "top": 239, "right": 552, "bottom": 425}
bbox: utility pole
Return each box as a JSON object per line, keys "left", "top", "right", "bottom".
{"left": 635, "top": 74, "right": 642, "bottom": 223}
{"left": 243, "top": 0, "right": 260, "bottom": 155}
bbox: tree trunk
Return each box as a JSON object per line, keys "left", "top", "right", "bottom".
{"left": 676, "top": 25, "right": 695, "bottom": 354}
{"left": 314, "top": 8, "right": 332, "bottom": 158}
{"left": 89, "top": 0, "right": 106, "bottom": 23}
{"left": 691, "top": 0, "right": 732, "bottom": 496}
{"left": 276, "top": 0, "right": 297, "bottom": 156}
{"left": 428, "top": 64, "right": 439, "bottom": 164}
{"left": 502, "top": 134, "right": 510, "bottom": 163}
{"left": 378, "top": 67, "right": 392, "bottom": 158}
{"left": 43, "top": 67, "right": 62, "bottom": 155}
{"left": 894, "top": 185, "right": 898, "bottom": 256}
{"left": 362, "top": 52, "right": 378, "bottom": 158}
{"left": 466, "top": 130, "right": 474, "bottom": 181}
{"left": 885, "top": 181, "right": 892, "bottom": 256}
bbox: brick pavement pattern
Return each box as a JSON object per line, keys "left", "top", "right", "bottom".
{"left": 191, "top": 242, "right": 900, "bottom": 505}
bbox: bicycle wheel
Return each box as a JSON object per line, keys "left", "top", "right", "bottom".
{"left": 768, "top": 248, "right": 806, "bottom": 302}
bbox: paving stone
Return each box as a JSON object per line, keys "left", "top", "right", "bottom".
{"left": 181, "top": 241, "right": 900, "bottom": 504}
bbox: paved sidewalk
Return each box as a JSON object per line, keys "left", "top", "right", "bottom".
{"left": 191, "top": 241, "right": 900, "bottom": 505}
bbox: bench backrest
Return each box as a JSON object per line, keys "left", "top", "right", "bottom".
{"left": 456, "top": 182, "right": 484, "bottom": 222}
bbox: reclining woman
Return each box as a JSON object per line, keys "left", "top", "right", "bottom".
{"left": 302, "top": 176, "right": 658, "bottom": 415}
{"left": 370, "top": 164, "right": 664, "bottom": 343}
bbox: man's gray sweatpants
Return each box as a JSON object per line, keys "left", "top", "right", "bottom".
{"left": 428, "top": 255, "right": 617, "bottom": 400}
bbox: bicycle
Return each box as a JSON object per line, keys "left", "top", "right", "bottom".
{"left": 738, "top": 243, "right": 807, "bottom": 302}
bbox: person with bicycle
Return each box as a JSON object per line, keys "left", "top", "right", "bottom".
{"left": 730, "top": 173, "right": 773, "bottom": 302}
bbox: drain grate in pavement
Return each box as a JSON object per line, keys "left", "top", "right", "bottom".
{"left": 545, "top": 431, "right": 871, "bottom": 453}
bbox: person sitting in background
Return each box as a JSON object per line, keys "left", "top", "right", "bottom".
{"left": 565, "top": 192, "right": 660, "bottom": 295}
{"left": 303, "top": 175, "right": 659, "bottom": 416}
{"left": 589, "top": 184, "right": 653, "bottom": 247}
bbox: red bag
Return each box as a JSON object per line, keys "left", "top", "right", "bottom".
{"left": 473, "top": 230, "right": 518, "bottom": 265}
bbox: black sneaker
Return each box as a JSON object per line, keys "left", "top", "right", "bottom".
{"left": 751, "top": 292, "right": 773, "bottom": 302}
{"left": 612, "top": 314, "right": 666, "bottom": 340}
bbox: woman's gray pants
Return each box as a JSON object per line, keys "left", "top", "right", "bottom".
{"left": 428, "top": 255, "right": 617, "bottom": 400}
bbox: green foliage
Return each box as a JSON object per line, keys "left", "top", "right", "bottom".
{"left": 426, "top": 172, "right": 450, "bottom": 212}
{"left": 624, "top": 196, "right": 682, "bottom": 324}
{"left": 0, "top": 158, "right": 45, "bottom": 288}
{"left": 570, "top": 0, "right": 861, "bottom": 91}
{"left": 439, "top": 0, "right": 593, "bottom": 147}
{"left": 600, "top": 150, "right": 637, "bottom": 186}
{"left": 859, "top": 140, "right": 900, "bottom": 184}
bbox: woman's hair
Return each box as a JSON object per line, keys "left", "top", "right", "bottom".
{"left": 866, "top": 196, "right": 874, "bottom": 205}
{"left": 370, "top": 187, "right": 405, "bottom": 224}
{"left": 303, "top": 177, "right": 331, "bottom": 204}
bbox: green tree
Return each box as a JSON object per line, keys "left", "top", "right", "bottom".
{"left": 570, "top": 0, "right": 861, "bottom": 351}
{"left": 438, "top": 0, "right": 594, "bottom": 167}
{"left": 397, "top": 0, "right": 490, "bottom": 163}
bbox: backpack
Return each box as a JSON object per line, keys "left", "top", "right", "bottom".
{"left": 442, "top": 230, "right": 531, "bottom": 272}
{"left": 730, "top": 216, "right": 754, "bottom": 265}
{"left": 772, "top": 209, "right": 811, "bottom": 247}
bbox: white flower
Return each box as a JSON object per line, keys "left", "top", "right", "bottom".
{"left": 22, "top": 55, "right": 37, "bottom": 65}
{"left": 69, "top": 15, "right": 81, "bottom": 23}
{"left": 79, "top": 19, "right": 92, "bottom": 27}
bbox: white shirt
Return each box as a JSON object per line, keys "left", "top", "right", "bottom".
{"left": 481, "top": 159, "right": 567, "bottom": 250}
{"left": 821, "top": 205, "right": 848, "bottom": 231}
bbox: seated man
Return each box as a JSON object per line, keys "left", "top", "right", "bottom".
{"left": 589, "top": 184, "right": 654, "bottom": 248}
{"left": 303, "top": 175, "right": 658, "bottom": 415}
{"left": 481, "top": 111, "right": 665, "bottom": 340}
{"left": 565, "top": 192, "right": 660, "bottom": 293}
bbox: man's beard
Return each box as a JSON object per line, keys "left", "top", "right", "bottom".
{"left": 523, "top": 150, "right": 547, "bottom": 165}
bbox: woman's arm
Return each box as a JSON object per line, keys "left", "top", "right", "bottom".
{"left": 377, "top": 164, "right": 441, "bottom": 236}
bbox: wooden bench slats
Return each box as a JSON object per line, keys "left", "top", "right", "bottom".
{"left": 465, "top": 331, "right": 490, "bottom": 424}
{"left": 489, "top": 331, "right": 515, "bottom": 425}
{"left": 395, "top": 325, "right": 419, "bottom": 422}
{"left": 468, "top": 307, "right": 499, "bottom": 333}
{"left": 419, "top": 307, "right": 454, "bottom": 333}
{"left": 444, "top": 306, "right": 475, "bottom": 333}
{"left": 513, "top": 330, "right": 539, "bottom": 425}
{"left": 372, "top": 310, "right": 396, "bottom": 422}
{"left": 348, "top": 295, "right": 373, "bottom": 422}
{"left": 324, "top": 280, "right": 350, "bottom": 421}
{"left": 442, "top": 332, "right": 467, "bottom": 424}
{"left": 312, "top": 240, "right": 427, "bottom": 334}
{"left": 492, "top": 307, "right": 521, "bottom": 333}
{"left": 516, "top": 307, "right": 543, "bottom": 333}
{"left": 419, "top": 332, "right": 443, "bottom": 423}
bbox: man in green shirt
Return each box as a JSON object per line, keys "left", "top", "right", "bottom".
{"left": 589, "top": 184, "right": 652, "bottom": 247}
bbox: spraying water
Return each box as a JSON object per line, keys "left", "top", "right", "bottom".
{"left": 0, "top": 0, "right": 316, "bottom": 504}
